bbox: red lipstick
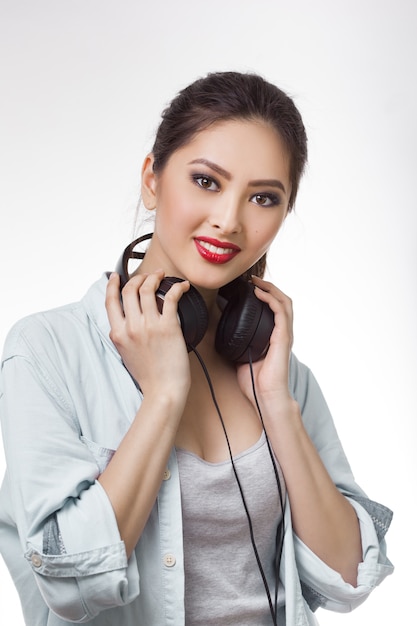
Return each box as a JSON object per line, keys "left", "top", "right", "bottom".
{"left": 194, "top": 237, "right": 241, "bottom": 264}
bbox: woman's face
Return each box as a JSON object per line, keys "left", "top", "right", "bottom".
{"left": 141, "top": 118, "right": 291, "bottom": 291}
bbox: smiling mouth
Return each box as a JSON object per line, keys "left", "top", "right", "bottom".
{"left": 194, "top": 238, "right": 241, "bottom": 264}
{"left": 198, "top": 241, "right": 236, "bottom": 255}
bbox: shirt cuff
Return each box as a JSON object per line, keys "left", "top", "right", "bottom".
{"left": 24, "top": 481, "right": 140, "bottom": 621}
{"left": 294, "top": 497, "right": 394, "bottom": 612}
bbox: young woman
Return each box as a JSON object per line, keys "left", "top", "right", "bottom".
{"left": 0, "top": 71, "right": 393, "bottom": 625}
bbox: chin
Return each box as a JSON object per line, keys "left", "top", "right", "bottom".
{"left": 190, "top": 275, "right": 241, "bottom": 294}
{"left": 181, "top": 263, "right": 248, "bottom": 293}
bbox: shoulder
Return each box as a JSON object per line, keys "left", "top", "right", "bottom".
{"left": 288, "top": 353, "right": 338, "bottom": 444}
{"left": 288, "top": 352, "right": 315, "bottom": 403}
{"left": 2, "top": 274, "right": 110, "bottom": 365}
{"left": 2, "top": 301, "right": 86, "bottom": 363}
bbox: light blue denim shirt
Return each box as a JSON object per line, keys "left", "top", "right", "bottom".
{"left": 0, "top": 274, "right": 393, "bottom": 625}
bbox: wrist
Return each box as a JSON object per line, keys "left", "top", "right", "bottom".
{"left": 260, "top": 394, "right": 302, "bottom": 429}
{"left": 140, "top": 387, "right": 188, "bottom": 418}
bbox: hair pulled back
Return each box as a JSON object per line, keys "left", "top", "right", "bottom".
{"left": 151, "top": 71, "right": 308, "bottom": 278}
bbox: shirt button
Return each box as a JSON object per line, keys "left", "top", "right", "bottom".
{"left": 163, "top": 468, "right": 171, "bottom": 481}
{"left": 163, "top": 553, "right": 176, "bottom": 567}
{"left": 31, "top": 554, "right": 42, "bottom": 568}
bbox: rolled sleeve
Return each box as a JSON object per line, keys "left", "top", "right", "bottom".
{"left": 24, "top": 481, "right": 140, "bottom": 621}
{"left": 25, "top": 545, "right": 137, "bottom": 623}
{"left": 289, "top": 354, "right": 394, "bottom": 612}
{"left": 294, "top": 497, "right": 394, "bottom": 613}
{"left": 1, "top": 328, "right": 141, "bottom": 621}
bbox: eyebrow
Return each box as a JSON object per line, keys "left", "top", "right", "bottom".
{"left": 188, "top": 158, "right": 287, "bottom": 194}
{"left": 249, "top": 178, "right": 287, "bottom": 194}
{"left": 189, "top": 158, "right": 231, "bottom": 180}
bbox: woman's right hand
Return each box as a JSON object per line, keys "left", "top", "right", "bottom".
{"left": 101, "top": 270, "right": 192, "bottom": 556}
{"left": 105, "top": 270, "right": 192, "bottom": 401}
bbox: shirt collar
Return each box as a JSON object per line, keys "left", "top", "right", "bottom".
{"left": 81, "top": 272, "right": 122, "bottom": 360}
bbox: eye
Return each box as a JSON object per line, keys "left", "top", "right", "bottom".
{"left": 192, "top": 174, "right": 220, "bottom": 192}
{"left": 251, "top": 193, "right": 281, "bottom": 207}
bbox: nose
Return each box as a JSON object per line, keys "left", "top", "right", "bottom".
{"left": 208, "top": 195, "right": 243, "bottom": 234}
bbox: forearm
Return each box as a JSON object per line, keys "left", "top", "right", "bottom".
{"left": 98, "top": 393, "right": 184, "bottom": 558}
{"left": 265, "top": 398, "right": 362, "bottom": 586}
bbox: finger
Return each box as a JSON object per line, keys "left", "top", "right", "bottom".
{"left": 135, "top": 270, "right": 167, "bottom": 318}
{"left": 251, "top": 276, "right": 293, "bottom": 315}
{"left": 253, "top": 283, "right": 292, "bottom": 314}
{"left": 160, "top": 279, "right": 191, "bottom": 317}
{"left": 120, "top": 272, "right": 151, "bottom": 318}
{"left": 251, "top": 275, "right": 289, "bottom": 300}
{"left": 105, "top": 272, "right": 125, "bottom": 326}
{"left": 252, "top": 282, "right": 294, "bottom": 345}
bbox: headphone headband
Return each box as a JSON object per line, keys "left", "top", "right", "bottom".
{"left": 115, "top": 233, "right": 153, "bottom": 288}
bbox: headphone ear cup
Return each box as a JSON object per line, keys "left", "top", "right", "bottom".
{"left": 215, "top": 280, "right": 274, "bottom": 363}
{"left": 157, "top": 277, "right": 208, "bottom": 350}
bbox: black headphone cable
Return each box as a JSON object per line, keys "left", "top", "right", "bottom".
{"left": 190, "top": 345, "right": 285, "bottom": 626}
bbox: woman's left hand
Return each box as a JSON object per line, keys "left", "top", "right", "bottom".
{"left": 237, "top": 277, "right": 362, "bottom": 587}
{"left": 236, "top": 275, "right": 294, "bottom": 409}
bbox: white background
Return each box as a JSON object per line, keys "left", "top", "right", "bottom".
{"left": 1, "top": 1, "right": 416, "bottom": 623}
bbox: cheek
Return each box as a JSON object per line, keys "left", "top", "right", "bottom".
{"left": 155, "top": 194, "right": 200, "bottom": 238}
{"left": 157, "top": 179, "right": 198, "bottom": 218}
{"left": 254, "top": 213, "right": 286, "bottom": 246}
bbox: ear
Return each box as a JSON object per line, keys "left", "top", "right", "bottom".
{"left": 141, "top": 153, "right": 158, "bottom": 210}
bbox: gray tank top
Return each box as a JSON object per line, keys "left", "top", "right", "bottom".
{"left": 176, "top": 431, "right": 286, "bottom": 625}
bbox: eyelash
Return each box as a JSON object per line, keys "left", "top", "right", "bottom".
{"left": 192, "top": 174, "right": 220, "bottom": 192}
{"left": 191, "top": 173, "right": 282, "bottom": 207}
{"left": 251, "top": 193, "right": 281, "bottom": 207}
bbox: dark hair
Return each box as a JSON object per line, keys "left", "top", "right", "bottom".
{"left": 151, "top": 71, "right": 308, "bottom": 278}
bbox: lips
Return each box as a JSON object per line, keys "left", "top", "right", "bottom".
{"left": 194, "top": 237, "right": 241, "bottom": 264}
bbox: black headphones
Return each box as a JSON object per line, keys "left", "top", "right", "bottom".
{"left": 115, "top": 234, "right": 274, "bottom": 364}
